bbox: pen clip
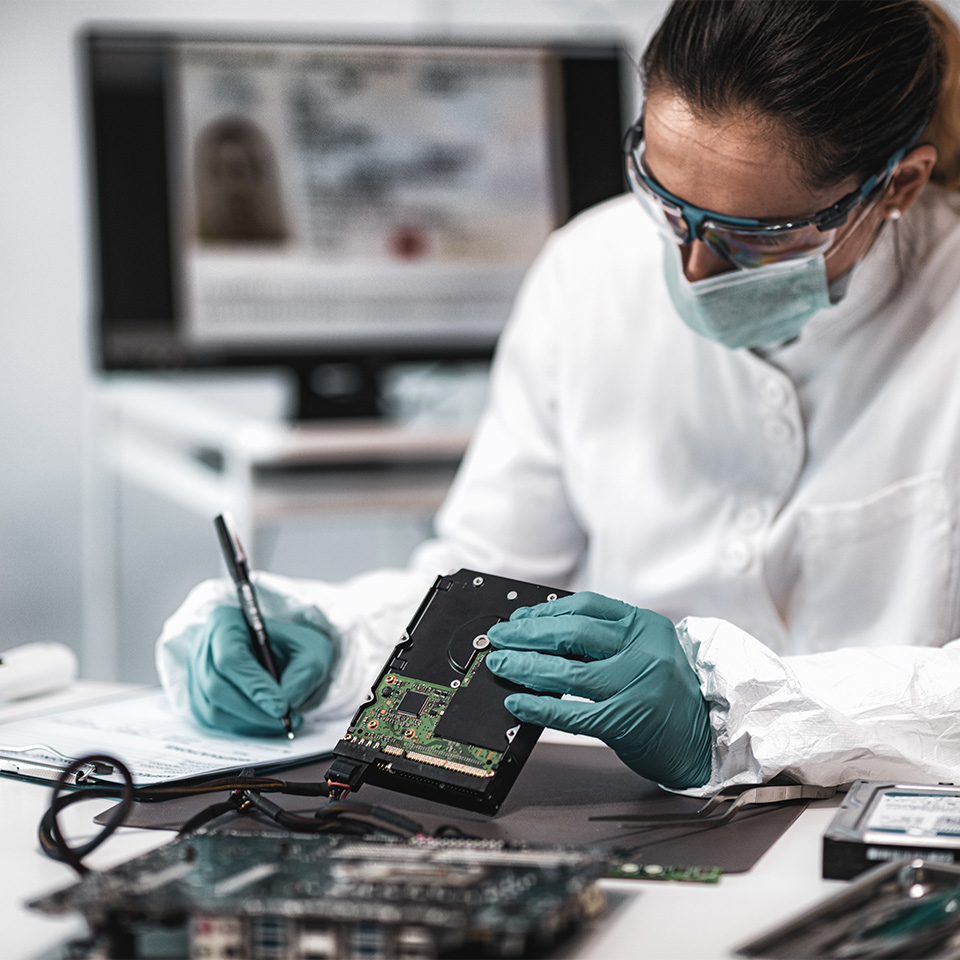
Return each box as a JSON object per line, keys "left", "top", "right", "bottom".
{"left": 214, "top": 512, "right": 248, "bottom": 580}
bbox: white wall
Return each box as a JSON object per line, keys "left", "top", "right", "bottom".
{"left": 0, "top": 0, "right": 666, "bottom": 681}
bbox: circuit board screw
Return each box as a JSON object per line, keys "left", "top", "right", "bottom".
{"left": 473, "top": 576, "right": 484, "bottom": 586}
{"left": 473, "top": 635, "right": 490, "bottom": 650}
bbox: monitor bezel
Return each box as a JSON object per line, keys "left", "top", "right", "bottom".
{"left": 79, "top": 26, "right": 631, "bottom": 418}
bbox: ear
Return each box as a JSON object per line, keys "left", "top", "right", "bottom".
{"left": 883, "top": 143, "right": 938, "bottom": 217}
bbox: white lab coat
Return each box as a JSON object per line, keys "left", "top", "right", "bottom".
{"left": 158, "top": 185, "right": 960, "bottom": 794}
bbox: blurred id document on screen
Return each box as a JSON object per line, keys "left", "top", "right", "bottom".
{"left": 0, "top": 689, "right": 343, "bottom": 787}
{"left": 176, "top": 42, "right": 558, "bottom": 346}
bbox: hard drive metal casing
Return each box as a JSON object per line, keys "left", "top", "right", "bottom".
{"left": 822, "top": 780, "right": 960, "bottom": 880}
{"left": 327, "top": 569, "right": 570, "bottom": 815}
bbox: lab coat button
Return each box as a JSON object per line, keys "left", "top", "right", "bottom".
{"left": 724, "top": 540, "right": 752, "bottom": 572}
{"left": 761, "top": 378, "right": 789, "bottom": 408}
{"left": 737, "top": 505, "right": 763, "bottom": 531}
{"left": 764, "top": 418, "right": 794, "bottom": 444}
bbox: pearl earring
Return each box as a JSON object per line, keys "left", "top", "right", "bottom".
{"left": 886, "top": 208, "right": 902, "bottom": 221}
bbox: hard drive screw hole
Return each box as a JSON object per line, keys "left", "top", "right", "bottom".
{"left": 451, "top": 679, "right": 461, "bottom": 688}
{"left": 473, "top": 635, "right": 490, "bottom": 650}
{"left": 507, "top": 590, "right": 518, "bottom": 600}
{"left": 547, "top": 593, "right": 558, "bottom": 601}
{"left": 473, "top": 577, "right": 484, "bottom": 586}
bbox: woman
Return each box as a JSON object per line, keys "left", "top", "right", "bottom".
{"left": 159, "top": 0, "right": 960, "bottom": 794}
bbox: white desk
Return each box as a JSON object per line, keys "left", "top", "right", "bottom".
{"left": 2, "top": 772, "right": 847, "bottom": 960}
{"left": 82, "top": 377, "right": 474, "bottom": 681}
{"left": 2, "top": 692, "right": 848, "bottom": 960}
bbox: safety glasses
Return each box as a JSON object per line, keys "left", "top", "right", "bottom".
{"left": 623, "top": 117, "right": 914, "bottom": 269}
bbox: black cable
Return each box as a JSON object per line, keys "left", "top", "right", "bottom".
{"left": 244, "top": 791, "right": 333, "bottom": 832}
{"left": 245, "top": 791, "right": 426, "bottom": 838}
{"left": 37, "top": 753, "right": 449, "bottom": 873}
{"left": 177, "top": 794, "right": 248, "bottom": 838}
{"left": 133, "top": 775, "right": 327, "bottom": 801}
{"left": 277, "top": 780, "right": 331, "bottom": 797}
{"left": 433, "top": 823, "right": 479, "bottom": 840}
{"left": 36, "top": 754, "right": 335, "bottom": 874}
{"left": 39, "top": 755, "right": 134, "bottom": 876}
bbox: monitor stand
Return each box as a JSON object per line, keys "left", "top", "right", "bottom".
{"left": 291, "top": 359, "right": 384, "bottom": 421}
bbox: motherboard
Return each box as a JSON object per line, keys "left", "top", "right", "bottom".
{"left": 29, "top": 829, "right": 607, "bottom": 959}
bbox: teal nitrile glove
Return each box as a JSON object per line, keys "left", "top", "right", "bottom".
{"left": 485, "top": 592, "right": 712, "bottom": 789}
{"left": 185, "top": 605, "right": 336, "bottom": 737}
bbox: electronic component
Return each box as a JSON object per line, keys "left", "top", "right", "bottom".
{"left": 327, "top": 569, "right": 571, "bottom": 815}
{"left": 605, "top": 861, "right": 722, "bottom": 883}
{"left": 29, "top": 829, "right": 607, "bottom": 960}
{"left": 738, "top": 858, "right": 960, "bottom": 958}
{"left": 823, "top": 780, "right": 960, "bottom": 880}
{"left": 397, "top": 691, "right": 428, "bottom": 717}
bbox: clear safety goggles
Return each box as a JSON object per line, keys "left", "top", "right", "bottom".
{"left": 623, "top": 116, "right": 914, "bottom": 270}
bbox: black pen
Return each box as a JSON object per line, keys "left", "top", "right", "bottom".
{"left": 213, "top": 513, "right": 294, "bottom": 739}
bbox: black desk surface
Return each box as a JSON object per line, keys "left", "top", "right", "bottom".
{"left": 112, "top": 740, "right": 804, "bottom": 874}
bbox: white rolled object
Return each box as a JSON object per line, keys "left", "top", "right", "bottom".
{"left": 0, "top": 642, "right": 79, "bottom": 701}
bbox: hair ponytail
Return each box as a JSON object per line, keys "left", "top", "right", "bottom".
{"left": 923, "top": 0, "right": 960, "bottom": 188}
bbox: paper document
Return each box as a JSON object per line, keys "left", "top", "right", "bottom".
{"left": 0, "top": 689, "right": 343, "bottom": 786}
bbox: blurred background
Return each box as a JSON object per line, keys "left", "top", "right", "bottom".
{"left": 0, "top": 0, "right": 671, "bottom": 684}
{"left": 6, "top": 1, "right": 958, "bottom": 687}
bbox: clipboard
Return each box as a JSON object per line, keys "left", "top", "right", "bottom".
{"left": 0, "top": 688, "right": 342, "bottom": 787}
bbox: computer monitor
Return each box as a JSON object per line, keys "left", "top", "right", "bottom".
{"left": 80, "top": 28, "right": 630, "bottom": 418}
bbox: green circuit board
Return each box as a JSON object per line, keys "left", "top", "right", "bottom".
{"left": 342, "top": 651, "right": 503, "bottom": 778}
{"left": 605, "top": 861, "right": 722, "bottom": 883}
{"left": 29, "top": 830, "right": 609, "bottom": 960}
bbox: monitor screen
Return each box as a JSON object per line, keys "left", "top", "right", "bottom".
{"left": 81, "top": 29, "right": 629, "bottom": 418}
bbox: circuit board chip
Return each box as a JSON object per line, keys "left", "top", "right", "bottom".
{"left": 397, "top": 691, "right": 428, "bottom": 717}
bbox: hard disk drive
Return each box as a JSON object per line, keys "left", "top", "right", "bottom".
{"left": 326, "top": 569, "right": 571, "bottom": 814}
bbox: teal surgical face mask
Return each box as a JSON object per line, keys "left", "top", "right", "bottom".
{"left": 661, "top": 237, "right": 831, "bottom": 350}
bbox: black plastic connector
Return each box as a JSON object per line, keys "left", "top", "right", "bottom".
{"left": 325, "top": 757, "right": 368, "bottom": 792}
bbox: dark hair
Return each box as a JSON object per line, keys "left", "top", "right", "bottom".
{"left": 641, "top": 0, "right": 960, "bottom": 190}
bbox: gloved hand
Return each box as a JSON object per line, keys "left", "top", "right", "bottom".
{"left": 184, "top": 605, "right": 336, "bottom": 736}
{"left": 485, "top": 592, "right": 712, "bottom": 789}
